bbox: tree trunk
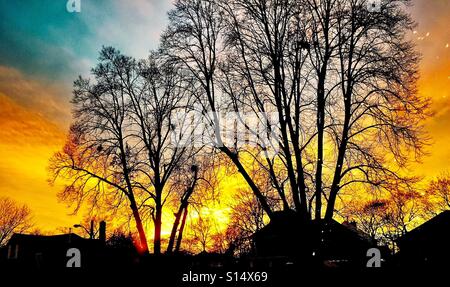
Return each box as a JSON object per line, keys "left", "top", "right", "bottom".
{"left": 167, "top": 205, "right": 185, "bottom": 253}
{"left": 315, "top": 78, "right": 326, "bottom": 220}
{"left": 325, "top": 110, "right": 350, "bottom": 220}
{"left": 314, "top": 0, "right": 332, "bottom": 221}
{"left": 221, "top": 147, "right": 274, "bottom": 219}
{"left": 130, "top": 199, "right": 149, "bottom": 254}
{"left": 167, "top": 169, "right": 198, "bottom": 253}
{"left": 154, "top": 200, "right": 162, "bottom": 255}
{"left": 118, "top": 133, "right": 149, "bottom": 253}
{"left": 175, "top": 205, "right": 189, "bottom": 253}
{"left": 325, "top": 32, "right": 354, "bottom": 220}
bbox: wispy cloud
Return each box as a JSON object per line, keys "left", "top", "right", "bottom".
{"left": 0, "top": 66, "right": 72, "bottom": 127}
{"left": 78, "top": 0, "right": 173, "bottom": 58}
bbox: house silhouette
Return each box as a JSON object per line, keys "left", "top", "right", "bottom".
{"left": 3, "top": 222, "right": 106, "bottom": 269}
{"left": 252, "top": 211, "right": 375, "bottom": 268}
{"left": 396, "top": 210, "right": 450, "bottom": 268}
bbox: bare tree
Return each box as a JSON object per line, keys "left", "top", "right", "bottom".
{"left": 49, "top": 47, "right": 149, "bottom": 252}
{"left": 161, "top": 0, "right": 276, "bottom": 220}
{"left": 224, "top": 188, "right": 268, "bottom": 255}
{"left": 166, "top": 164, "right": 199, "bottom": 253}
{"left": 384, "top": 189, "right": 422, "bottom": 237}
{"left": 423, "top": 174, "right": 450, "bottom": 216}
{"left": 341, "top": 199, "right": 389, "bottom": 242}
{"left": 342, "top": 185, "right": 422, "bottom": 251}
{"left": 123, "top": 50, "right": 200, "bottom": 255}
{"left": 189, "top": 215, "right": 216, "bottom": 252}
{"left": 49, "top": 47, "right": 200, "bottom": 254}
{"left": 162, "top": 0, "right": 429, "bottom": 224}
{"left": 166, "top": 151, "right": 221, "bottom": 253}
{"left": 0, "top": 197, "right": 33, "bottom": 246}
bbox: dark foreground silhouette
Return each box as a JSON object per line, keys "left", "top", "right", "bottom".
{"left": 1, "top": 211, "right": 449, "bottom": 284}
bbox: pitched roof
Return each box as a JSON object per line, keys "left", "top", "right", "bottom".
{"left": 397, "top": 210, "right": 450, "bottom": 244}
{"left": 8, "top": 233, "right": 100, "bottom": 247}
{"left": 253, "top": 210, "right": 373, "bottom": 245}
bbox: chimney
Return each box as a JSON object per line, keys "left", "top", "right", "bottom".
{"left": 99, "top": 221, "right": 106, "bottom": 243}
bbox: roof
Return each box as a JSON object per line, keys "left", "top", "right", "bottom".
{"left": 8, "top": 233, "right": 100, "bottom": 247}
{"left": 252, "top": 210, "right": 302, "bottom": 237}
{"left": 322, "top": 219, "right": 373, "bottom": 244}
{"left": 397, "top": 210, "right": 450, "bottom": 244}
{"left": 252, "top": 211, "right": 375, "bottom": 260}
{"left": 253, "top": 210, "right": 374, "bottom": 245}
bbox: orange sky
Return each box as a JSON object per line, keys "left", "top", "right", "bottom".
{"left": 0, "top": 91, "right": 79, "bottom": 232}
{"left": 409, "top": 0, "right": 450, "bottom": 176}
{"left": 0, "top": 1, "right": 448, "bottom": 235}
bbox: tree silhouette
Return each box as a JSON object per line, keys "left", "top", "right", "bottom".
{"left": 0, "top": 196, "right": 33, "bottom": 246}
{"left": 341, "top": 183, "right": 423, "bottom": 251}
{"left": 342, "top": 199, "right": 389, "bottom": 242}
{"left": 225, "top": 188, "right": 268, "bottom": 255}
{"left": 161, "top": 0, "right": 429, "bottom": 222}
{"left": 49, "top": 47, "right": 201, "bottom": 254}
{"left": 423, "top": 174, "right": 450, "bottom": 216}
{"left": 166, "top": 153, "right": 221, "bottom": 253}
{"left": 189, "top": 215, "right": 216, "bottom": 252}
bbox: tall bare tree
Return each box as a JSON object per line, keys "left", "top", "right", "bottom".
{"left": 49, "top": 47, "right": 200, "bottom": 254}
{"left": 162, "top": 0, "right": 429, "bottom": 224}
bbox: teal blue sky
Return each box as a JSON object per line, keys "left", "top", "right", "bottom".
{"left": 0, "top": 0, "right": 172, "bottom": 80}
{"left": 0, "top": 0, "right": 173, "bottom": 125}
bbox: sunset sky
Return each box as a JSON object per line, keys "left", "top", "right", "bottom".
{"left": 0, "top": 0, "right": 449, "bottom": 233}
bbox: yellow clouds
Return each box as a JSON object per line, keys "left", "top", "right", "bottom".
{"left": 407, "top": 43, "right": 450, "bottom": 177}
{"left": 0, "top": 66, "right": 71, "bottom": 127}
{"left": 405, "top": 0, "right": 450, "bottom": 178}
{"left": 0, "top": 71, "right": 81, "bottom": 232}
{"left": 413, "top": 64, "right": 450, "bottom": 177}
{"left": 0, "top": 93, "right": 65, "bottom": 145}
